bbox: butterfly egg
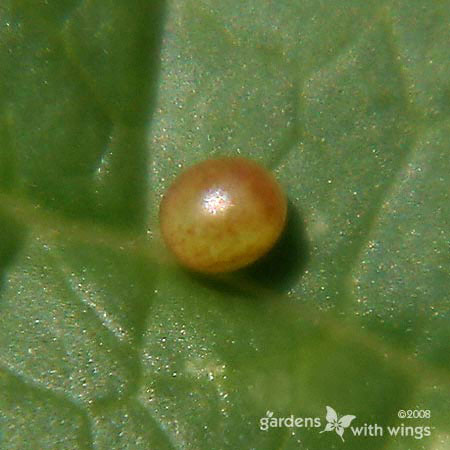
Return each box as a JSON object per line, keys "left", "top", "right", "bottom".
{"left": 159, "top": 157, "right": 287, "bottom": 273}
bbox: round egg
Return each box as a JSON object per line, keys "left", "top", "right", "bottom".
{"left": 159, "top": 157, "right": 287, "bottom": 273}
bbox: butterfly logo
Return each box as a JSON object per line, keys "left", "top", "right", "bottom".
{"left": 320, "top": 406, "right": 356, "bottom": 442}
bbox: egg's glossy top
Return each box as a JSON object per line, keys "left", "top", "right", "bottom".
{"left": 159, "top": 157, "right": 287, "bottom": 273}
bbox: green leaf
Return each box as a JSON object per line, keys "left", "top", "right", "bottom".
{"left": 0, "top": 0, "right": 449, "bottom": 449}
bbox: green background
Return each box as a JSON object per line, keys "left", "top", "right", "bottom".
{"left": 0, "top": 0, "right": 449, "bottom": 448}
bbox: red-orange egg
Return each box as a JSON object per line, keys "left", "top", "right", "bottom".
{"left": 159, "top": 157, "right": 287, "bottom": 273}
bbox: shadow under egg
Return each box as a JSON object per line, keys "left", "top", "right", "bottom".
{"left": 241, "top": 200, "right": 309, "bottom": 293}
